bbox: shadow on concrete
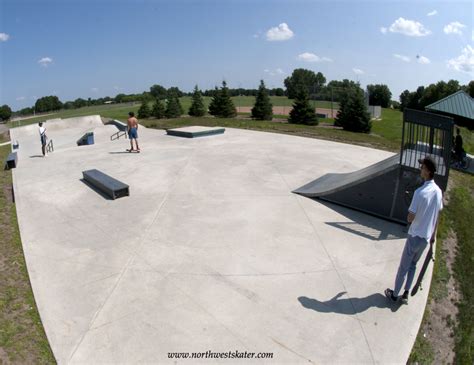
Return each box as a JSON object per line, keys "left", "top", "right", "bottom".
{"left": 298, "top": 292, "right": 401, "bottom": 314}
{"left": 108, "top": 151, "right": 139, "bottom": 154}
{"left": 79, "top": 179, "right": 113, "bottom": 200}
{"left": 29, "top": 155, "right": 45, "bottom": 158}
{"left": 319, "top": 200, "right": 407, "bottom": 241}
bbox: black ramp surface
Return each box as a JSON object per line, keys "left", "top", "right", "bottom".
{"left": 293, "top": 154, "right": 400, "bottom": 197}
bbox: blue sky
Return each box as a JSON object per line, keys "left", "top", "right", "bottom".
{"left": 1, "top": 0, "right": 473, "bottom": 111}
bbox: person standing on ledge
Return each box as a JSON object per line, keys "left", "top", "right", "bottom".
{"left": 127, "top": 112, "right": 140, "bottom": 152}
{"left": 385, "top": 156, "right": 443, "bottom": 304}
{"left": 38, "top": 122, "right": 47, "bottom": 157}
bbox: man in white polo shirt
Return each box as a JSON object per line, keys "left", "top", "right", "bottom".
{"left": 385, "top": 155, "right": 443, "bottom": 303}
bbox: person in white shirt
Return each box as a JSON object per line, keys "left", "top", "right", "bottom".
{"left": 38, "top": 122, "right": 47, "bottom": 157}
{"left": 385, "top": 156, "right": 443, "bottom": 303}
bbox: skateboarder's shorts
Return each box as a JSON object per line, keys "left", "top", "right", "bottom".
{"left": 128, "top": 128, "right": 138, "bottom": 139}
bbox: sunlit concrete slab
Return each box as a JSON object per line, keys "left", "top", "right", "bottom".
{"left": 10, "top": 118, "right": 431, "bottom": 364}
{"left": 166, "top": 125, "right": 225, "bottom": 138}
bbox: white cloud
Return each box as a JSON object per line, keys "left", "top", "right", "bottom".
{"left": 447, "top": 45, "right": 474, "bottom": 73}
{"left": 91, "top": 87, "right": 99, "bottom": 93}
{"left": 16, "top": 96, "right": 26, "bottom": 101}
{"left": 353, "top": 68, "right": 364, "bottom": 75}
{"left": 386, "top": 17, "right": 431, "bottom": 37}
{"left": 0, "top": 33, "right": 10, "bottom": 42}
{"left": 427, "top": 10, "right": 437, "bottom": 16}
{"left": 417, "top": 55, "right": 431, "bottom": 64}
{"left": 380, "top": 27, "right": 387, "bottom": 34}
{"left": 38, "top": 57, "right": 53, "bottom": 67}
{"left": 297, "top": 52, "right": 332, "bottom": 62}
{"left": 394, "top": 54, "right": 411, "bottom": 62}
{"left": 264, "top": 68, "right": 285, "bottom": 76}
{"left": 444, "top": 21, "right": 466, "bottom": 35}
{"left": 265, "top": 23, "right": 294, "bottom": 41}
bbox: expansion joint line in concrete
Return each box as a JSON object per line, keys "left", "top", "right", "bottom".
{"left": 262, "top": 149, "right": 376, "bottom": 364}
{"left": 67, "top": 147, "right": 199, "bottom": 363}
{"left": 293, "top": 196, "right": 376, "bottom": 364}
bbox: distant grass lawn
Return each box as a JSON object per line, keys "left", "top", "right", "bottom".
{"left": 10, "top": 96, "right": 339, "bottom": 127}
{"left": 140, "top": 107, "right": 402, "bottom": 152}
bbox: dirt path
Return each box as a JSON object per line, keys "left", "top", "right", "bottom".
{"left": 236, "top": 106, "right": 339, "bottom": 118}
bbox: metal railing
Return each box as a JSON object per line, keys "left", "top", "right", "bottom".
{"left": 400, "top": 109, "right": 453, "bottom": 189}
{"left": 110, "top": 130, "right": 127, "bottom": 141}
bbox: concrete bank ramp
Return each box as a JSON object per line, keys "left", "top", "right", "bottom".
{"left": 46, "top": 115, "right": 103, "bottom": 132}
{"left": 10, "top": 115, "right": 116, "bottom": 155}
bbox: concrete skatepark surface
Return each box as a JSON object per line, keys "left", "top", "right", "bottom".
{"left": 9, "top": 117, "right": 433, "bottom": 364}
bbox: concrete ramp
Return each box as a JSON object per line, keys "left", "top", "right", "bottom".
{"left": 45, "top": 115, "right": 103, "bottom": 131}
{"left": 10, "top": 115, "right": 109, "bottom": 157}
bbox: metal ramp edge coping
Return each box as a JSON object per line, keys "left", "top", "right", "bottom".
{"left": 105, "top": 119, "right": 128, "bottom": 132}
{"left": 292, "top": 154, "right": 400, "bottom": 197}
{"left": 166, "top": 127, "right": 226, "bottom": 138}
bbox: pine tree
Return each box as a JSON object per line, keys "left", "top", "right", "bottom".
{"left": 251, "top": 80, "right": 273, "bottom": 120}
{"left": 137, "top": 99, "right": 151, "bottom": 119}
{"left": 208, "top": 87, "right": 221, "bottom": 116}
{"left": 288, "top": 88, "right": 318, "bottom": 125}
{"left": 165, "top": 92, "right": 183, "bottom": 118}
{"left": 152, "top": 98, "right": 165, "bottom": 119}
{"left": 335, "top": 89, "right": 371, "bottom": 133}
{"left": 189, "top": 85, "right": 206, "bottom": 117}
{"left": 209, "top": 81, "right": 236, "bottom": 118}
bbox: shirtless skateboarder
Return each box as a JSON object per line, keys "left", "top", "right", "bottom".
{"left": 127, "top": 112, "right": 140, "bottom": 152}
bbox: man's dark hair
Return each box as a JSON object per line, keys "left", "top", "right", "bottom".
{"left": 39, "top": 122, "right": 43, "bottom": 127}
{"left": 128, "top": 112, "right": 134, "bottom": 117}
{"left": 419, "top": 156, "right": 436, "bottom": 179}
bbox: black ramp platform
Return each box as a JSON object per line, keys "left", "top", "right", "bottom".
{"left": 293, "top": 109, "right": 454, "bottom": 224}
{"left": 294, "top": 154, "right": 400, "bottom": 197}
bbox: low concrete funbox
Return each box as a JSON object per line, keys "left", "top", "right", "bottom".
{"left": 82, "top": 169, "right": 129, "bottom": 199}
{"left": 166, "top": 126, "right": 225, "bottom": 138}
{"left": 5, "top": 152, "right": 18, "bottom": 169}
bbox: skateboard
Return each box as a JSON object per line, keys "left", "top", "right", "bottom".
{"left": 126, "top": 149, "right": 140, "bottom": 153}
{"left": 411, "top": 242, "right": 434, "bottom": 296}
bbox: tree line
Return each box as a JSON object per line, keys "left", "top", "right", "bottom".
{"left": 399, "top": 80, "right": 474, "bottom": 111}
{"left": 3, "top": 68, "right": 472, "bottom": 132}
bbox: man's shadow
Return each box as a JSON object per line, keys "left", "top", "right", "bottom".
{"left": 298, "top": 292, "right": 401, "bottom": 314}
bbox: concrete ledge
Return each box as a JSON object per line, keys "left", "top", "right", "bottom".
{"left": 82, "top": 169, "right": 129, "bottom": 199}
{"left": 166, "top": 126, "right": 225, "bottom": 138}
